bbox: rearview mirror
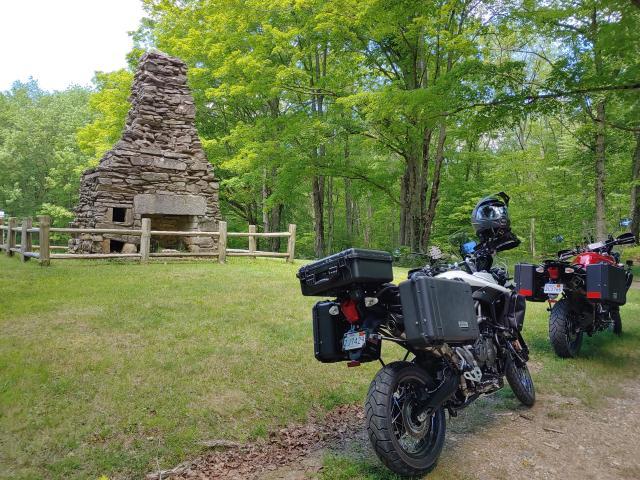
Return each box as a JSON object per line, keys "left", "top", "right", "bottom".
{"left": 461, "top": 241, "right": 477, "bottom": 255}
{"left": 627, "top": 260, "right": 634, "bottom": 267}
{"left": 616, "top": 232, "right": 636, "bottom": 246}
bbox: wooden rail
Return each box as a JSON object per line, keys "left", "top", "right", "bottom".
{"left": 0, "top": 217, "right": 296, "bottom": 266}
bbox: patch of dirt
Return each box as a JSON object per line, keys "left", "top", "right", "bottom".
{"left": 146, "top": 405, "right": 364, "bottom": 480}
{"left": 149, "top": 382, "right": 640, "bottom": 480}
{"left": 436, "top": 381, "right": 640, "bottom": 480}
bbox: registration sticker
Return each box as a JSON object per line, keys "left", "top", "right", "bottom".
{"left": 343, "top": 331, "right": 367, "bottom": 351}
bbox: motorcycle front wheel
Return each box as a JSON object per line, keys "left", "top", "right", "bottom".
{"left": 505, "top": 353, "right": 536, "bottom": 406}
{"left": 365, "top": 362, "right": 446, "bottom": 477}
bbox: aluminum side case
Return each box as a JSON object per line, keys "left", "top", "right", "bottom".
{"left": 399, "top": 275, "right": 479, "bottom": 348}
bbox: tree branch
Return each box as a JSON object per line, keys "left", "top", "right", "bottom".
{"left": 442, "top": 82, "right": 640, "bottom": 118}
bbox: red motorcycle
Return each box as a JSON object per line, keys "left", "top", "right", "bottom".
{"left": 515, "top": 233, "right": 635, "bottom": 358}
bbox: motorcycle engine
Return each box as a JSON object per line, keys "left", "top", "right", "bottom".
{"left": 472, "top": 335, "right": 497, "bottom": 369}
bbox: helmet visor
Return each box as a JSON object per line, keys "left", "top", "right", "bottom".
{"left": 476, "top": 204, "right": 508, "bottom": 221}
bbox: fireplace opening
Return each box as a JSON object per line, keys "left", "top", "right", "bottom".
{"left": 146, "top": 215, "right": 195, "bottom": 251}
{"left": 109, "top": 239, "right": 125, "bottom": 253}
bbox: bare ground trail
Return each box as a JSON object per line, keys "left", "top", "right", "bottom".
{"left": 151, "top": 379, "right": 640, "bottom": 480}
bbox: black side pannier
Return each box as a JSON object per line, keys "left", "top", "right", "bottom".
{"left": 399, "top": 276, "right": 479, "bottom": 348}
{"left": 586, "top": 263, "right": 628, "bottom": 305}
{"left": 514, "top": 263, "right": 546, "bottom": 302}
{"left": 504, "top": 292, "right": 526, "bottom": 331}
{"left": 312, "top": 301, "right": 381, "bottom": 363}
{"left": 298, "top": 248, "right": 393, "bottom": 297}
{"left": 312, "top": 301, "right": 349, "bottom": 362}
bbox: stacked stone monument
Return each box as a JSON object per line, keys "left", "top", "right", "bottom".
{"left": 70, "top": 51, "right": 221, "bottom": 254}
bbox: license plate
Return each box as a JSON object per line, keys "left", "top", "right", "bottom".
{"left": 544, "top": 283, "right": 564, "bottom": 294}
{"left": 343, "top": 331, "right": 367, "bottom": 351}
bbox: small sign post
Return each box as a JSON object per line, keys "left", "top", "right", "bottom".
{"left": 620, "top": 218, "right": 632, "bottom": 228}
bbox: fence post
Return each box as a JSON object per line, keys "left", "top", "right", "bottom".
{"left": 140, "top": 218, "right": 151, "bottom": 264}
{"left": 218, "top": 221, "right": 228, "bottom": 264}
{"left": 7, "top": 217, "right": 16, "bottom": 257}
{"left": 21, "top": 217, "right": 33, "bottom": 262}
{"left": 249, "top": 224, "right": 256, "bottom": 258}
{"left": 38, "top": 215, "right": 51, "bottom": 266}
{"left": 0, "top": 217, "right": 4, "bottom": 251}
{"left": 287, "top": 224, "right": 297, "bottom": 263}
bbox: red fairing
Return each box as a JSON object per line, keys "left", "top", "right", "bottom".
{"left": 573, "top": 252, "right": 616, "bottom": 267}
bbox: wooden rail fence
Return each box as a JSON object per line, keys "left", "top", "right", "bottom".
{"left": 0, "top": 216, "right": 296, "bottom": 266}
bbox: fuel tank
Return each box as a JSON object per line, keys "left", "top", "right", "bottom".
{"left": 573, "top": 252, "right": 616, "bottom": 267}
{"left": 436, "top": 270, "right": 511, "bottom": 294}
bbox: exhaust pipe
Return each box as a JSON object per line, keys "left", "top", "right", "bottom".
{"left": 416, "top": 370, "right": 460, "bottom": 417}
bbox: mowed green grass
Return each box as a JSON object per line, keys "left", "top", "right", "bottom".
{"left": 0, "top": 256, "right": 394, "bottom": 479}
{"left": 0, "top": 256, "right": 638, "bottom": 479}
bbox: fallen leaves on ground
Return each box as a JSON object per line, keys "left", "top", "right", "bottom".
{"left": 146, "top": 404, "right": 364, "bottom": 480}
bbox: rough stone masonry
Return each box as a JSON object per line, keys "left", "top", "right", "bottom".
{"left": 70, "top": 51, "right": 221, "bottom": 254}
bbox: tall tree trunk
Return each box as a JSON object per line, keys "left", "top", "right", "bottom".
{"left": 312, "top": 174, "right": 325, "bottom": 257}
{"left": 631, "top": 132, "right": 640, "bottom": 240}
{"left": 407, "top": 152, "right": 422, "bottom": 250}
{"left": 269, "top": 204, "right": 283, "bottom": 251}
{"left": 261, "top": 167, "right": 269, "bottom": 251}
{"left": 594, "top": 100, "right": 607, "bottom": 240}
{"left": 421, "top": 124, "right": 447, "bottom": 249}
{"left": 309, "top": 45, "right": 327, "bottom": 257}
{"left": 399, "top": 168, "right": 410, "bottom": 245}
{"left": 364, "top": 191, "right": 373, "bottom": 248}
{"left": 344, "top": 135, "right": 356, "bottom": 243}
{"left": 591, "top": 7, "right": 607, "bottom": 240}
{"left": 419, "top": 128, "right": 433, "bottom": 221}
{"left": 326, "top": 176, "right": 335, "bottom": 253}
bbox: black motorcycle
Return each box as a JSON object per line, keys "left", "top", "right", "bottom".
{"left": 297, "top": 238, "right": 535, "bottom": 476}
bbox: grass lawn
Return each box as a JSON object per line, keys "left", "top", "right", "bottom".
{"left": 0, "top": 256, "right": 638, "bottom": 479}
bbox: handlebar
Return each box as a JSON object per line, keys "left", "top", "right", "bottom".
{"left": 556, "top": 233, "right": 636, "bottom": 260}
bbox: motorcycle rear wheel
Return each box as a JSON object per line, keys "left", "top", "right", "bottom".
{"left": 365, "top": 362, "right": 446, "bottom": 477}
{"left": 549, "top": 299, "right": 583, "bottom": 358}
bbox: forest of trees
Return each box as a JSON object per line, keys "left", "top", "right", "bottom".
{"left": 1, "top": 0, "right": 639, "bottom": 259}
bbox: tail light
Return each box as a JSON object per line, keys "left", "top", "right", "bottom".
{"left": 547, "top": 266, "right": 560, "bottom": 280}
{"left": 340, "top": 299, "right": 360, "bottom": 324}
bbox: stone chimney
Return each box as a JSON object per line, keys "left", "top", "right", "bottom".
{"left": 70, "top": 51, "right": 221, "bottom": 254}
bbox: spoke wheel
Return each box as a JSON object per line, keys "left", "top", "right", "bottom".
{"left": 505, "top": 353, "right": 535, "bottom": 406}
{"left": 366, "top": 362, "right": 446, "bottom": 477}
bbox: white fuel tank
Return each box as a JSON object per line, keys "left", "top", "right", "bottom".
{"left": 435, "top": 270, "right": 511, "bottom": 294}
